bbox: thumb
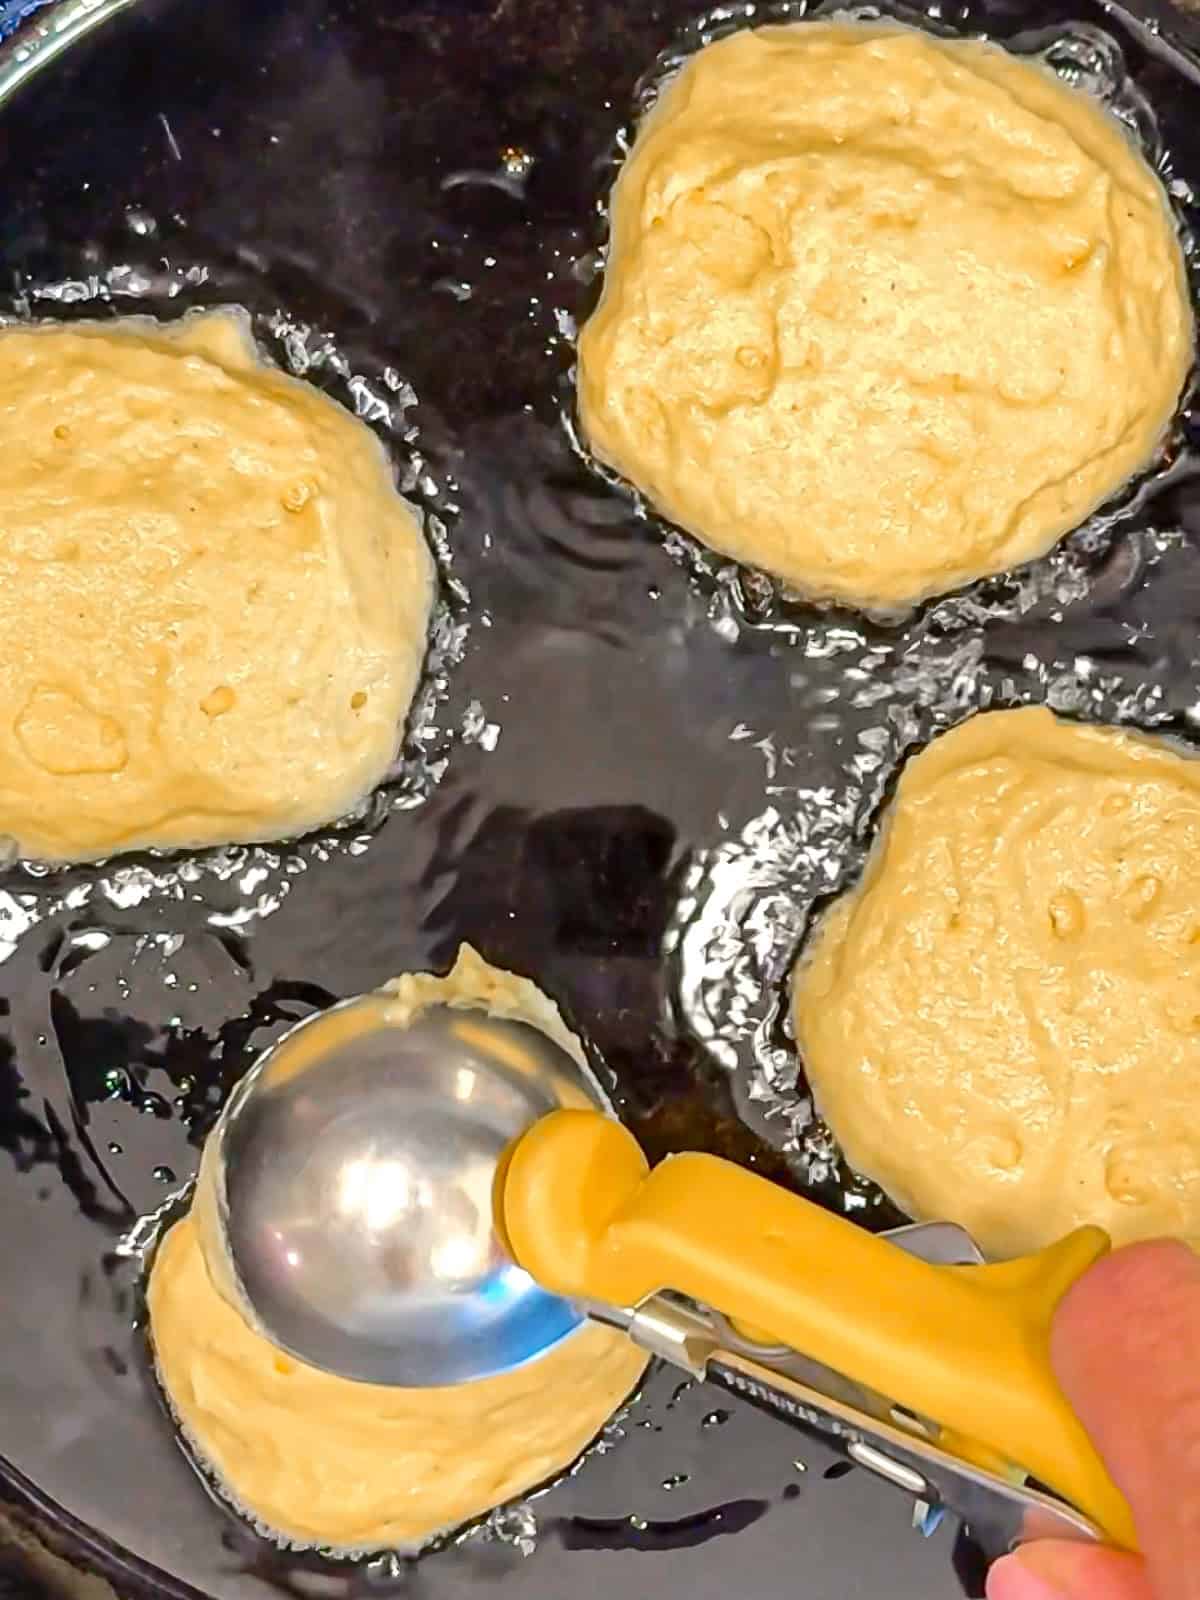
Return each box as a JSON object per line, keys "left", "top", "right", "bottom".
{"left": 987, "top": 1542, "right": 1152, "bottom": 1600}
{"left": 987, "top": 1240, "right": 1200, "bottom": 1600}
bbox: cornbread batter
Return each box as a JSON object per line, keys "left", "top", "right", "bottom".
{"left": 149, "top": 948, "right": 648, "bottom": 1552}
{"left": 793, "top": 708, "right": 1200, "bottom": 1259}
{"left": 0, "top": 312, "right": 433, "bottom": 860}
{"left": 579, "top": 22, "right": 1191, "bottom": 609}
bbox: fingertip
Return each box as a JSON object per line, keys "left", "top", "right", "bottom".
{"left": 987, "top": 1549, "right": 1057, "bottom": 1600}
{"left": 987, "top": 1543, "right": 1152, "bottom": 1600}
{"left": 1049, "top": 1239, "right": 1200, "bottom": 1590}
{"left": 1050, "top": 1237, "right": 1200, "bottom": 1446}
{"left": 1055, "top": 1239, "right": 1200, "bottom": 1349}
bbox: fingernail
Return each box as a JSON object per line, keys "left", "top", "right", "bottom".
{"left": 987, "top": 1543, "right": 1079, "bottom": 1600}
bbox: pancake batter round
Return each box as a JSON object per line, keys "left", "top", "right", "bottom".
{"left": 0, "top": 311, "right": 433, "bottom": 861}
{"left": 793, "top": 708, "right": 1200, "bottom": 1258}
{"left": 148, "top": 947, "right": 648, "bottom": 1553}
{"left": 578, "top": 21, "right": 1192, "bottom": 609}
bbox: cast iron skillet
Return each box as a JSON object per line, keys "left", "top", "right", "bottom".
{"left": 0, "top": 0, "right": 1199, "bottom": 1596}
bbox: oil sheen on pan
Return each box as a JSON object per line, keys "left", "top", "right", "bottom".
{"left": 0, "top": 2, "right": 1198, "bottom": 1600}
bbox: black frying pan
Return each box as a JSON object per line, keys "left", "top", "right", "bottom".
{"left": 0, "top": 0, "right": 1198, "bottom": 1595}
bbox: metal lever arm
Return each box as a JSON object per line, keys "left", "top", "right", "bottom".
{"left": 590, "top": 1287, "right": 1103, "bottom": 1562}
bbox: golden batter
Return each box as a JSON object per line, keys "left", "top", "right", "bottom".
{"left": 148, "top": 947, "right": 648, "bottom": 1553}
{"left": 793, "top": 708, "right": 1200, "bottom": 1260}
{"left": 579, "top": 22, "right": 1191, "bottom": 609}
{"left": 0, "top": 311, "right": 433, "bottom": 861}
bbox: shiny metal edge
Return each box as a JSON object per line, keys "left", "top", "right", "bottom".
{"left": 0, "top": 0, "right": 142, "bottom": 108}
{"left": 607, "top": 1290, "right": 1104, "bottom": 1559}
{"left": 707, "top": 1351, "right": 1103, "bottom": 1562}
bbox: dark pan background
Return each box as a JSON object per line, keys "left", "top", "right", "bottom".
{"left": 0, "top": 0, "right": 1199, "bottom": 1596}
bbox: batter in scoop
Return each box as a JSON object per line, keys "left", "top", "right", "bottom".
{"left": 579, "top": 22, "right": 1191, "bottom": 609}
{"left": 148, "top": 947, "right": 648, "bottom": 1553}
{"left": 0, "top": 311, "right": 433, "bottom": 860}
{"left": 793, "top": 708, "right": 1200, "bottom": 1259}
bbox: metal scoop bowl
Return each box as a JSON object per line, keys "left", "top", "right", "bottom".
{"left": 196, "top": 993, "right": 600, "bottom": 1387}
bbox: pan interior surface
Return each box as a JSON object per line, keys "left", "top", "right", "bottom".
{"left": 0, "top": 0, "right": 1197, "bottom": 1596}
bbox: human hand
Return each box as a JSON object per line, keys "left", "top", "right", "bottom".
{"left": 986, "top": 1240, "right": 1200, "bottom": 1600}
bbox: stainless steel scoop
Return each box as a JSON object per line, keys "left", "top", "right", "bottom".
{"left": 198, "top": 994, "right": 600, "bottom": 1386}
{"left": 199, "top": 994, "right": 1113, "bottom": 1564}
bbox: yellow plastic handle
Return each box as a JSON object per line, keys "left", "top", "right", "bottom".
{"left": 497, "top": 1108, "right": 1135, "bottom": 1550}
